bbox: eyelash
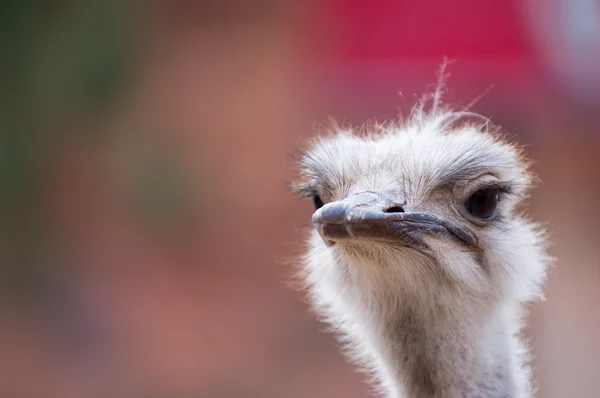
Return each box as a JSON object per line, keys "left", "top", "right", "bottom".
{"left": 471, "top": 182, "right": 513, "bottom": 196}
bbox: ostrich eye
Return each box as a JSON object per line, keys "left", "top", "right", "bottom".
{"left": 465, "top": 189, "right": 499, "bottom": 219}
{"left": 312, "top": 194, "right": 324, "bottom": 210}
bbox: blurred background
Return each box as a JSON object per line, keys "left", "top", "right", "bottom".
{"left": 1, "top": 1, "right": 599, "bottom": 397}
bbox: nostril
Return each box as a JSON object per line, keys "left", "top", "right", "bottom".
{"left": 384, "top": 205, "right": 404, "bottom": 213}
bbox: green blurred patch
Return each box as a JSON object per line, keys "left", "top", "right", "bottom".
{"left": 0, "top": 0, "right": 142, "bottom": 298}
{"left": 29, "top": 0, "right": 138, "bottom": 124}
{"left": 127, "top": 142, "right": 196, "bottom": 233}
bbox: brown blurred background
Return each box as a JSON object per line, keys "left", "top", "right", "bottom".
{"left": 0, "top": 1, "right": 599, "bottom": 397}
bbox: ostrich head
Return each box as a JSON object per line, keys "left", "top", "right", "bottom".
{"left": 292, "top": 104, "right": 552, "bottom": 397}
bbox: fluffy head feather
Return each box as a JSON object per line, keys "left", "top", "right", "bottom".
{"left": 292, "top": 99, "right": 552, "bottom": 397}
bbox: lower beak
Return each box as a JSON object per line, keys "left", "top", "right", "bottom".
{"left": 312, "top": 192, "right": 476, "bottom": 250}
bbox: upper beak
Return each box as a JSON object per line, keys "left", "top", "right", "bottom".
{"left": 312, "top": 191, "right": 477, "bottom": 250}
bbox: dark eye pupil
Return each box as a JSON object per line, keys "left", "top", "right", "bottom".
{"left": 312, "top": 194, "right": 324, "bottom": 210}
{"left": 466, "top": 189, "right": 499, "bottom": 219}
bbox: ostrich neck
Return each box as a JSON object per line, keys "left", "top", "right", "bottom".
{"left": 372, "top": 296, "right": 523, "bottom": 398}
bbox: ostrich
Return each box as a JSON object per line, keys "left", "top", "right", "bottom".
{"left": 291, "top": 90, "right": 552, "bottom": 397}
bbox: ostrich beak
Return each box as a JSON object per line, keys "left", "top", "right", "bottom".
{"left": 312, "top": 191, "right": 477, "bottom": 250}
